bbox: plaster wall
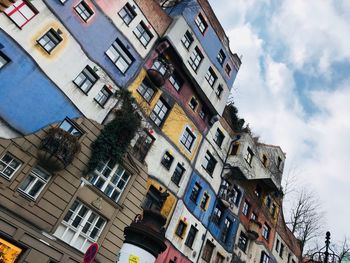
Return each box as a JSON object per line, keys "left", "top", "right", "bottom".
{"left": 156, "top": 240, "right": 191, "bottom": 263}
{"left": 0, "top": 0, "right": 119, "bottom": 123}
{"left": 198, "top": 231, "right": 231, "bottom": 263}
{"left": 0, "top": 119, "right": 20, "bottom": 139}
{"left": 166, "top": 200, "right": 206, "bottom": 262}
{"left": 272, "top": 232, "right": 299, "bottom": 263}
{"left": 95, "top": 0, "right": 158, "bottom": 58}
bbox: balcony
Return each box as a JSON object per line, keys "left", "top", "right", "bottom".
{"left": 38, "top": 127, "right": 81, "bottom": 172}
{"left": 247, "top": 219, "right": 261, "bottom": 240}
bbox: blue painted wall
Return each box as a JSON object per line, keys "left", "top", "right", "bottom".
{"left": 44, "top": 0, "right": 143, "bottom": 88}
{"left": 208, "top": 201, "right": 239, "bottom": 252}
{"left": 184, "top": 172, "right": 216, "bottom": 227}
{"left": 167, "top": 0, "right": 238, "bottom": 89}
{"left": 0, "top": 30, "right": 80, "bottom": 134}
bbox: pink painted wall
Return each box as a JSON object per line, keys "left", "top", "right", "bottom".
{"left": 156, "top": 241, "right": 191, "bottom": 263}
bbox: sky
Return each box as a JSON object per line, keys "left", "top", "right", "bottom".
{"left": 209, "top": 0, "right": 350, "bottom": 246}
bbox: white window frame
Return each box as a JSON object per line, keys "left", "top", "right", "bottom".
{"left": 106, "top": 39, "right": 134, "bottom": 74}
{"left": 205, "top": 67, "right": 218, "bottom": 87}
{"left": 188, "top": 46, "right": 203, "bottom": 72}
{"left": 4, "top": 0, "right": 37, "bottom": 29}
{"left": 0, "top": 153, "right": 21, "bottom": 180}
{"left": 18, "top": 166, "right": 50, "bottom": 200}
{"left": 54, "top": 200, "right": 106, "bottom": 252}
{"left": 181, "top": 30, "right": 194, "bottom": 49}
{"left": 90, "top": 160, "right": 130, "bottom": 203}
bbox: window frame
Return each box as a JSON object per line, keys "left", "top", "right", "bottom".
{"left": 150, "top": 98, "right": 170, "bottom": 127}
{"left": 217, "top": 49, "right": 226, "bottom": 65}
{"left": 221, "top": 218, "right": 232, "bottom": 243}
{"left": 238, "top": 231, "right": 248, "bottom": 252}
{"left": 180, "top": 127, "right": 196, "bottom": 152}
{"left": 4, "top": 0, "right": 37, "bottom": 29}
{"left": 200, "top": 192, "right": 210, "bottom": 210}
{"left": 225, "top": 63, "right": 232, "bottom": 76}
{"left": 171, "top": 163, "right": 185, "bottom": 186}
{"left": 0, "top": 51, "right": 10, "bottom": 70}
{"left": 106, "top": 38, "right": 134, "bottom": 74}
{"left": 133, "top": 21, "right": 153, "bottom": 47}
{"left": 216, "top": 84, "right": 223, "bottom": 98}
{"left": 205, "top": 67, "right": 218, "bottom": 87}
{"left": 212, "top": 205, "right": 223, "bottom": 225}
{"left": 89, "top": 160, "right": 131, "bottom": 203}
{"left": 188, "top": 46, "right": 204, "bottom": 72}
{"left": 0, "top": 153, "right": 22, "bottom": 180}
{"left": 74, "top": 1, "right": 94, "bottom": 22}
{"left": 161, "top": 151, "right": 174, "bottom": 170}
{"left": 202, "top": 151, "right": 217, "bottom": 176}
{"left": 262, "top": 223, "right": 270, "bottom": 240}
{"left": 18, "top": 166, "right": 50, "bottom": 200}
{"left": 189, "top": 97, "right": 198, "bottom": 111}
{"left": 59, "top": 118, "right": 84, "bottom": 138}
{"left": 94, "top": 85, "right": 113, "bottom": 107}
{"left": 190, "top": 182, "right": 202, "bottom": 203}
{"left": 242, "top": 200, "right": 250, "bottom": 216}
{"left": 181, "top": 30, "right": 194, "bottom": 49}
{"left": 73, "top": 65, "right": 99, "bottom": 94}
{"left": 260, "top": 251, "right": 270, "bottom": 263}
{"left": 202, "top": 240, "right": 215, "bottom": 262}
{"left": 118, "top": 2, "right": 137, "bottom": 25}
{"left": 184, "top": 225, "right": 198, "bottom": 248}
{"left": 175, "top": 220, "right": 187, "bottom": 238}
{"left": 195, "top": 13, "right": 208, "bottom": 34}
{"left": 168, "top": 71, "right": 184, "bottom": 92}
{"left": 245, "top": 147, "right": 254, "bottom": 166}
{"left": 137, "top": 80, "right": 156, "bottom": 103}
{"left": 37, "top": 28, "right": 63, "bottom": 54}
{"left": 214, "top": 128, "right": 225, "bottom": 148}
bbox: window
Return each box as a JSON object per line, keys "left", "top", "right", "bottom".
{"left": 89, "top": 160, "right": 130, "bottom": 203}
{"left": 217, "top": 49, "right": 226, "bottom": 65}
{"left": 18, "top": 166, "right": 50, "bottom": 200}
{"left": 254, "top": 184, "right": 262, "bottom": 198}
{"left": 0, "top": 51, "right": 10, "bottom": 69}
{"left": 188, "top": 46, "right": 203, "bottom": 72}
{"left": 271, "top": 203, "right": 277, "bottom": 217}
{"left": 74, "top": 1, "right": 94, "bottom": 22}
{"left": 54, "top": 200, "right": 106, "bottom": 252}
{"left": 260, "top": 251, "right": 270, "bottom": 263}
{"left": 199, "top": 106, "right": 208, "bottom": 120}
{"left": 250, "top": 212, "right": 257, "bottom": 221}
{"left": 171, "top": 163, "right": 185, "bottom": 186}
{"left": 195, "top": 13, "right": 208, "bottom": 34}
{"left": 118, "top": 2, "right": 136, "bottom": 25}
{"left": 106, "top": 39, "right": 134, "bottom": 73}
{"left": 185, "top": 225, "right": 198, "bottom": 248}
{"left": 275, "top": 239, "right": 280, "bottom": 252}
{"left": 216, "top": 84, "right": 223, "bottom": 98}
{"left": 132, "top": 129, "right": 155, "bottom": 162}
{"left": 279, "top": 243, "right": 284, "bottom": 258}
{"left": 95, "top": 86, "right": 112, "bottom": 106}
{"left": 169, "top": 71, "right": 183, "bottom": 91}
{"left": 152, "top": 60, "right": 167, "bottom": 75}
{"left": 180, "top": 127, "right": 195, "bottom": 151}
{"left": 175, "top": 220, "right": 187, "bottom": 237}
{"left": 142, "top": 185, "right": 167, "bottom": 211}
{"left": 189, "top": 97, "right": 198, "bottom": 111}
{"left": 190, "top": 182, "right": 201, "bottom": 203}
{"left": 59, "top": 118, "right": 83, "bottom": 138}
{"left": 221, "top": 218, "right": 231, "bottom": 243}
{"left": 4, "top": 0, "right": 37, "bottom": 28}
{"left": 137, "top": 80, "right": 155, "bottom": 102}
{"left": 225, "top": 64, "right": 232, "bottom": 76}
{"left": 37, "top": 28, "right": 62, "bottom": 54}
{"left": 150, "top": 98, "right": 170, "bottom": 126}
{"left": 288, "top": 254, "right": 292, "bottom": 263}
{"left": 202, "top": 151, "right": 217, "bottom": 176}
{"left": 205, "top": 67, "right": 218, "bottom": 87}
{"left": 73, "top": 65, "right": 99, "bottom": 93}
{"left": 200, "top": 192, "right": 210, "bottom": 210}
{"left": 133, "top": 21, "right": 153, "bottom": 47}
{"left": 161, "top": 151, "right": 174, "bottom": 170}
{"left": 181, "top": 30, "right": 194, "bottom": 49}
{"left": 277, "top": 156, "right": 282, "bottom": 170}
{"left": 231, "top": 185, "right": 242, "bottom": 206}
{"left": 214, "top": 253, "right": 225, "bottom": 263}
{"left": 214, "top": 129, "right": 225, "bottom": 148}
{"left": 242, "top": 201, "right": 250, "bottom": 216}
{"left": 265, "top": 195, "right": 272, "bottom": 208}
{"left": 238, "top": 232, "right": 248, "bottom": 252}
{"left": 0, "top": 153, "right": 21, "bottom": 180}
{"left": 245, "top": 147, "right": 254, "bottom": 166}
{"left": 202, "top": 240, "right": 215, "bottom": 262}
{"left": 262, "top": 223, "right": 270, "bottom": 240}
{"left": 262, "top": 154, "right": 268, "bottom": 167}
{"left": 212, "top": 205, "right": 223, "bottom": 225}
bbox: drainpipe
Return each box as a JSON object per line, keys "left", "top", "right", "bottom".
{"left": 195, "top": 134, "right": 241, "bottom": 263}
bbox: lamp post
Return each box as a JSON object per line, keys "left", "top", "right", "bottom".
{"left": 307, "top": 232, "right": 340, "bottom": 263}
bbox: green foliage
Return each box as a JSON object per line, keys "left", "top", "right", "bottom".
{"left": 87, "top": 90, "right": 141, "bottom": 172}
{"left": 227, "top": 103, "right": 247, "bottom": 133}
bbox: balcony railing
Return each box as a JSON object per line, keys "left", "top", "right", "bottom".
{"left": 38, "top": 127, "right": 81, "bottom": 171}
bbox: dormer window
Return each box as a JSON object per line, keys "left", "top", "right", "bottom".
{"left": 195, "top": 13, "right": 208, "bottom": 34}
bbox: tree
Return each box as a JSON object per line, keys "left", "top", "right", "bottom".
{"left": 287, "top": 187, "right": 325, "bottom": 255}
{"left": 333, "top": 237, "right": 350, "bottom": 262}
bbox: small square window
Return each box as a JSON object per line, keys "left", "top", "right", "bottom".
{"left": 150, "top": 98, "right": 170, "bottom": 127}
{"left": 205, "top": 67, "right": 218, "bottom": 87}
{"left": 190, "top": 182, "right": 201, "bottom": 203}
{"left": 59, "top": 118, "right": 83, "bottom": 138}
{"left": 180, "top": 127, "right": 196, "bottom": 152}
{"left": 185, "top": 225, "right": 198, "bottom": 248}
{"left": 225, "top": 64, "right": 232, "bottom": 76}
{"left": 74, "top": 1, "right": 94, "bottom": 22}
{"left": 181, "top": 30, "right": 194, "bottom": 49}
{"left": 106, "top": 39, "right": 135, "bottom": 74}
{"left": 137, "top": 80, "right": 156, "bottom": 103}
{"left": 95, "top": 86, "right": 113, "bottom": 106}
{"left": 169, "top": 71, "right": 183, "bottom": 91}
{"left": 214, "top": 128, "right": 225, "bottom": 148}
{"left": 73, "top": 65, "right": 99, "bottom": 93}
{"left": 189, "top": 97, "right": 198, "bottom": 111}
{"left": 238, "top": 232, "right": 248, "bottom": 252}
{"left": 0, "top": 51, "right": 10, "bottom": 69}
{"left": 37, "top": 28, "right": 63, "bottom": 54}
{"left": 202, "top": 151, "right": 217, "bottom": 176}
{"left": 4, "top": 0, "right": 37, "bottom": 28}
{"left": 242, "top": 200, "right": 250, "bottom": 216}
{"left": 118, "top": 2, "right": 136, "bottom": 25}
{"left": 175, "top": 220, "right": 187, "bottom": 237}
{"left": 200, "top": 192, "right": 210, "bottom": 210}
{"left": 195, "top": 13, "right": 208, "bottom": 34}
{"left": 161, "top": 151, "right": 174, "bottom": 170}
{"left": 18, "top": 166, "right": 50, "bottom": 200}
{"left": 216, "top": 84, "right": 223, "bottom": 98}
{"left": 217, "top": 49, "right": 226, "bottom": 65}
{"left": 188, "top": 46, "right": 203, "bottom": 72}
{"left": 0, "top": 153, "right": 21, "bottom": 180}
{"left": 133, "top": 21, "right": 153, "bottom": 47}
{"left": 171, "top": 163, "right": 185, "bottom": 186}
